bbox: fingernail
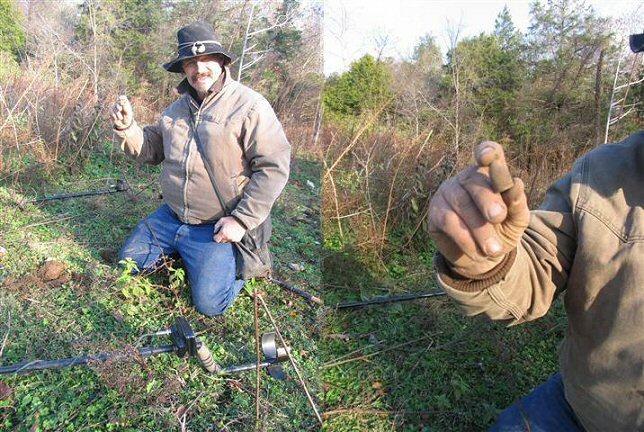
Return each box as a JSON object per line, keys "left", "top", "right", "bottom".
{"left": 485, "top": 238, "right": 502, "bottom": 256}
{"left": 487, "top": 203, "right": 503, "bottom": 220}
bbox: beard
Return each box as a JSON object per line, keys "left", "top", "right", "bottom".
{"left": 189, "top": 73, "right": 216, "bottom": 94}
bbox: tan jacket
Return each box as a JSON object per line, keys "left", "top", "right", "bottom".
{"left": 436, "top": 131, "right": 644, "bottom": 432}
{"left": 114, "top": 69, "right": 291, "bottom": 231}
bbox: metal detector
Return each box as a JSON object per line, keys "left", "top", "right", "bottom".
{"left": 0, "top": 316, "right": 288, "bottom": 380}
{"left": 18, "top": 178, "right": 133, "bottom": 210}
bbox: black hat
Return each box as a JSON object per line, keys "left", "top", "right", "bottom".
{"left": 163, "top": 21, "right": 236, "bottom": 73}
{"left": 629, "top": 33, "right": 644, "bottom": 53}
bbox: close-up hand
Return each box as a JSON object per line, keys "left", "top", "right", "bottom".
{"left": 111, "top": 95, "right": 133, "bottom": 130}
{"left": 213, "top": 216, "right": 246, "bottom": 243}
{"left": 427, "top": 141, "right": 530, "bottom": 278}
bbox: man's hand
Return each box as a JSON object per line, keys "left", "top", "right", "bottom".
{"left": 213, "top": 216, "right": 246, "bottom": 243}
{"left": 111, "top": 95, "right": 133, "bottom": 130}
{"left": 428, "top": 141, "right": 530, "bottom": 278}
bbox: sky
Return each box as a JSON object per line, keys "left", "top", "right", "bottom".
{"left": 324, "top": 0, "right": 644, "bottom": 76}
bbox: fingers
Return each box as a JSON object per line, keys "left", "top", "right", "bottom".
{"left": 117, "top": 95, "right": 131, "bottom": 111}
{"left": 475, "top": 141, "right": 514, "bottom": 193}
{"left": 213, "top": 219, "right": 230, "bottom": 243}
{"left": 428, "top": 141, "right": 529, "bottom": 266}
{"left": 439, "top": 179, "right": 503, "bottom": 257}
{"left": 457, "top": 166, "right": 507, "bottom": 224}
{"left": 428, "top": 190, "right": 478, "bottom": 260}
{"left": 112, "top": 104, "right": 124, "bottom": 122}
{"left": 114, "top": 96, "right": 132, "bottom": 117}
{"left": 502, "top": 177, "right": 530, "bottom": 229}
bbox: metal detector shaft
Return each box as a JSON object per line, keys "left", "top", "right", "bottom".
{"left": 33, "top": 188, "right": 121, "bottom": 203}
{"left": 336, "top": 291, "right": 446, "bottom": 309}
{"left": 31, "top": 180, "right": 130, "bottom": 205}
{"left": 270, "top": 277, "right": 323, "bottom": 305}
{"left": 0, "top": 344, "right": 175, "bottom": 375}
{"left": 219, "top": 361, "right": 273, "bottom": 375}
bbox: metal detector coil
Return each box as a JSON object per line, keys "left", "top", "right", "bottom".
{"left": 218, "top": 332, "right": 290, "bottom": 380}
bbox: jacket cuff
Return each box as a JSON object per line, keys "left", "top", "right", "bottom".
{"left": 113, "top": 118, "right": 134, "bottom": 132}
{"left": 434, "top": 248, "right": 517, "bottom": 292}
{"left": 113, "top": 120, "right": 137, "bottom": 137}
{"left": 230, "top": 210, "right": 258, "bottom": 231}
{"left": 230, "top": 214, "right": 249, "bottom": 230}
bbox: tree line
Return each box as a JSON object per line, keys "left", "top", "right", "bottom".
{"left": 322, "top": 0, "right": 642, "bottom": 262}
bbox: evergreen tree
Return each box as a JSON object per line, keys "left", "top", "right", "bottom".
{"left": 494, "top": 5, "right": 521, "bottom": 51}
{"left": 76, "top": 0, "right": 166, "bottom": 90}
{"left": 0, "top": 0, "right": 25, "bottom": 60}
{"left": 323, "top": 54, "right": 393, "bottom": 118}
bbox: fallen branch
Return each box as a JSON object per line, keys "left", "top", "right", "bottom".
{"left": 255, "top": 293, "right": 323, "bottom": 425}
{"left": 322, "top": 333, "right": 441, "bottom": 370}
{"left": 0, "top": 310, "right": 11, "bottom": 358}
{"left": 322, "top": 408, "right": 435, "bottom": 419}
{"left": 269, "top": 277, "right": 323, "bottom": 305}
{"left": 253, "top": 285, "right": 262, "bottom": 429}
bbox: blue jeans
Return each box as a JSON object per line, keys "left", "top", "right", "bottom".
{"left": 490, "top": 373, "right": 586, "bottom": 432}
{"left": 119, "top": 205, "right": 245, "bottom": 316}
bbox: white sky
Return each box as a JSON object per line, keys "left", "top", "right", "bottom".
{"left": 324, "top": 0, "right": 644, "bottom": 76}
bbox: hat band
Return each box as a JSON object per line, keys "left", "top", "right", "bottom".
{"left": 178, "top": 39, "right": 221, "bottom": 48}
{"left": 177, "top": 40, "right": 224, "bottom": 57}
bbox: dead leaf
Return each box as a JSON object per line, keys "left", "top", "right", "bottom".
{"left": 175, "top": 405, "right": 187, "bottom": 418}
{"left": 29, "top": 411, "right": 40, "bottom": 432}
{"left": 0, "top": 381, "right": 12, "bottom": 400}
{"left": 288, "top": 263, "right": 305, "bottom": 272}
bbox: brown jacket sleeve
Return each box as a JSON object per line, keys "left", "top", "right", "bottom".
{"left": 435, "top": 160, "right": 583, "bottom": 325}
{"left": 113, "top": 119, "right": 164, "bottom": 165}
{"left": 231, "top": 98, "right": 291, "bottom": 231}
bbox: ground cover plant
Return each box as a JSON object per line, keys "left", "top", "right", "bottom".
{"left": 0, "top": 146, "right": 323, "bottom": 431}
{"left": 320, "top": 1, "right": 640, "bottom": 430}
{"left": 320, "top": 228, "right": 566, "bottom": 431}
{"left": 0, "top": 1, "right": 324, "bottom": 430}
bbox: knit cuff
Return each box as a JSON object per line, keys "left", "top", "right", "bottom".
{"left": 113, "top": 121, "right": 133, "bottom": 132}
{"left": 434, "top": 248, "right": 517, "bottom": 292}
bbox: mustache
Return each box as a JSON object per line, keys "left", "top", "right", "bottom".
{"left": 191, "top": 73, "right": 213, "bottom": 80}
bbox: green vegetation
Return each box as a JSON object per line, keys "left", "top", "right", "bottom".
{"left": 320, "top": 228, "right": 565, "bottom": 431}
{"left": 324, "top": 55, "right": 393, "bottom": 119}
{"left": 319, "top": 1, "right": 635, "bottom": 430}
{"left": 0, "top": 0, "right": 24, "bottom": 59}
{"left": 0, "top": 147, "right": 322, "bottom": 431}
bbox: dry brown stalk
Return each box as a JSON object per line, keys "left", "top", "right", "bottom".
{"left": 322, "top": 156, "right": 343, "bottom": 240}
{"left": 254, "top": 285, "right": 262, "bottom": 430}
{"left": 322, "top": 333, "right": 440, "bottom": 370}
{"left": 255, "top": 293, "right": 323, "bottom": 425}
{"left": 322, "top": 408, "right": 435, "bottom": 419}
{"left": 324, "top": 102, "right": 391, "bottom": 179}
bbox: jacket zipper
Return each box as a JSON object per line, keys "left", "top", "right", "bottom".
{"left": 182, "top": 103, "right": 201, "bottom": 221}
{"left": 182, "top": 90, "right": 222, "bottom": 221}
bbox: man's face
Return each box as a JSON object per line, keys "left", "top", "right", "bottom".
{"left": 182, "top": 54, "right": 224, "bottom": 95}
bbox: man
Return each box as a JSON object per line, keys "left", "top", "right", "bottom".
{"left": 427, "top": 36, "right": 643, "bottom": 432}
{"left": 111, "top": 22, "right": 291, "bottom": 317}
